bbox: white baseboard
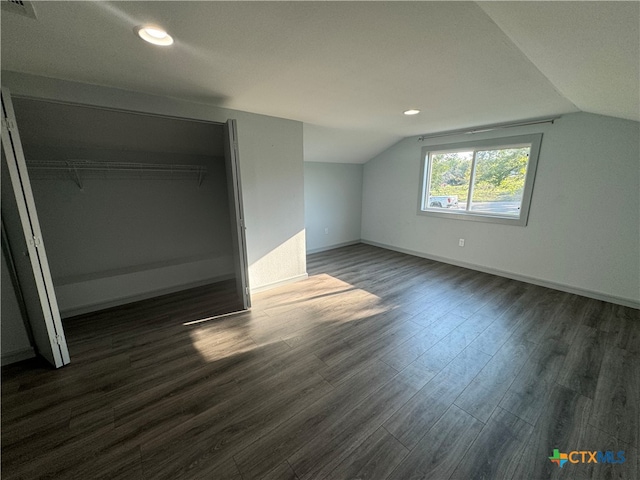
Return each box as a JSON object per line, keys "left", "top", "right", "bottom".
{"left": 362, "top": 240, "right": 640, "bottom": 310}
{"left": 1, "top": 347, "right": 36, "bottom": 366}
{"left": 251, "top": 273, "right": 309, "bottom": 294}
{"left": 61, "top": 275, "right": 234, "bottom": 318}
{"left": 56, "top": 255, "right": 235, "bottom": 318}
{"left": 307, "top": 240, "right": 361, "bottom": 254}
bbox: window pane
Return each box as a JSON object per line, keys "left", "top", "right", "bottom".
{"left": 427, "top": 151, "right": 472, "bottom": 209}
{"left": 469, "top": 147, "right": 530, "bottom": 217}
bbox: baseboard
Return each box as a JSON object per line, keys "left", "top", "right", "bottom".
{"left": 307, "top": 240, "right": 361, "bottom": 255}
{"left": 1, "top": 347, "right": 36, "bottom": 366}
{"left": 56, "top": 255, "right": 235, "bottom": 318}
{"left": 251, "top": 273, "right": 309, "bottom": 294}
{"left": 362, "top": 239, "right": 640, "bottom": 310}
{"left": 61, "top": 275, "right": 234, "bottom": 318}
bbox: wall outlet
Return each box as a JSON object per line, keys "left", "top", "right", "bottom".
{"left": 324, "top": 227, "right": 329, "bottom": 235}
{"left": 459, "top": 238, "right": 465, "bottom": 247}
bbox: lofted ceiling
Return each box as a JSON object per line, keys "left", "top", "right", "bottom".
{"left": 1, "top": 1, "right": 638, "bottom": 164}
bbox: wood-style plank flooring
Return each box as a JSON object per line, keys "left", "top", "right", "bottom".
{"left": 2, "top": 243, "right": 639, "bottom": 479}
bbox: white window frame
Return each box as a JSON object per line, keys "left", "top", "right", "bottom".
{"left": 418, "top": 133, "right": 542, "bottom": 226}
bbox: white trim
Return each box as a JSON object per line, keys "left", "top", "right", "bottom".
{"left": 362, "top": 240, "right": 640, "bottom": 310}
{"left": 61, "top": 275, "right": 234, "bottom": 318}
{"left": 418, "top": 133, "right": 543, "bottom": 227}
{"left": 307, "top": 240, "right": 361, "bottom": 255}
{"left": 251, "top": 273, "right": 309, "bottom": 294}
{"left": 225, "top": 119, "right": 251, "bottom": 309}
{"left": 56, "top": 255, "right": 234, "bottom": 317}
{"left": 1, "top": 347, "right": 36, "bottom": 366}
{"left": 2, "top": 87, "right": 69, "bottom": 367}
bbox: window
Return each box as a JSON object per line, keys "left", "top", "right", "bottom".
{"left": 418, "top": 134, "right": 542, "bottom": 226}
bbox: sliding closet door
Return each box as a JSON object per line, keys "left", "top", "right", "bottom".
{"left": 224, "top": 119, "right": 251, "bottom": 309}
{"left": 1, "top": 88, "right": 69, "bottom": 368}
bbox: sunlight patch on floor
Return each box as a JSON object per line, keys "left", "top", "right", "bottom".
{"left": 187, "top": 273, "right": 390, "bottom": 363}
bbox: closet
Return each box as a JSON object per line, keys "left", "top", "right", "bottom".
{"left": 1, "top": 89, "right": 250, "bottom": 368}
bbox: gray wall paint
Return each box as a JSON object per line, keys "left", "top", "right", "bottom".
{"left": 362, "top": 112, "right": 640, "bottom": 305}
{"left": 3, "top": 72, "right": 306, "bottom": 300}
{"left": 304, "top": 162, "right": 363, "bottom": 252}
{"left": 12, "top": 97, "right": 235, "bottom": 315}
{"left": 1, "top": 250, "right": 35, "bottom": 365}
{"left": 28, "top": 158, "right": 232, "bottom": 280}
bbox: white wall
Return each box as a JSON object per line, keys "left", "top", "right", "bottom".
{"left": 2, "top": 72, "right": 307, "bottom": 300}
{"left": 304, "top": 162, "right": 363, "bottom": 253}
{"left": 362, "top": 112, "right": 640, "bottom": 307}
{"left": 1, "top": 250, "right": 35, "bottom": 365}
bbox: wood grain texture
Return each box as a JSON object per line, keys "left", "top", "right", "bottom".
{"left": 499, "top": 339, "right": 569, "bottom": 425}
{"left": 570, "top": 424, "right": 638, "bottom": 480}
{"left": 325, "top": 427, "right": 408, "bottom": 480}
{"left": 261, "top": 461, "right": 299, "bottom": 480}
{"left": 556, "top": 324, "right": 606, "bottom": 399}
{"left": 1, "top": 243, "right": 638, "bottom": 480}
{"left": 387, "top": 405, "right": 483, "bottom": 480}
{"left": 234, "top": 361, "right": 398, "bottom": 480}
{"left": 510, "top": 383, "right": 592, "bottom": 480}
{"left": 383, "top": 347, "right": 491, "bottom": 449}
{"left": 454, "top": 337, "right": 536, "bottom": 422}
{"left": 589, "top": 346, "right": 639, "bottom": 447}
{"left": 450, "top": 406, "right": 534, "bottom": 480}
{"left": 287, "top": 371, "right": 421, "bottom": 479}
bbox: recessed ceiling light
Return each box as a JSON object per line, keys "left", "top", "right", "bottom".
{"left": 135, "top": 25, "right": 174, "bottom": 46}
{"left": 404, "top": 109, "right": 420, "bottom": 116}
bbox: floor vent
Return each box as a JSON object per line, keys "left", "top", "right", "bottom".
{"left": 2, "top": 0, "right": 37, "bottom": 19}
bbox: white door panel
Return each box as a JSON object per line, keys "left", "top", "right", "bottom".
{"left": 1, "top": 87, "right": 69, "bottom": 368}
{"left": 224, "top": 119, "right": 251, "bottom": 309}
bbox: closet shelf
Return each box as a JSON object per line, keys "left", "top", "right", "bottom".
{"left": 26, "top": 160, "right": 207, "bottom": 189}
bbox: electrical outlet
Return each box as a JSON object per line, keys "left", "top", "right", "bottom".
{"left": 324, "top": 227, "right": 329, "bottom": 235}
{"left": 459, "top": 238, "right": 465, "bottom": 247}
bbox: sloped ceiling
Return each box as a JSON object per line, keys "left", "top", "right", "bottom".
{"left": 478, "top": 1, "right": 639, "bottom": 123}
{"left": 1, "top": 1, "right": 638, "bottom": 164}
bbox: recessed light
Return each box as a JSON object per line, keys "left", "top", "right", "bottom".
{"left": 404, "top": 109, "right": 420, "bottom": 116}
{"left": 135, "top": 25, "right": 174, "bottom": 46}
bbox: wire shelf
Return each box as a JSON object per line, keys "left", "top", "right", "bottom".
{"left": 26, "top": 160, "right": 207, "bottom": 189}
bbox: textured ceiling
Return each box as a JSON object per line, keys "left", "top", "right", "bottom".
{"left": 1, "top": 1, "right": 638, "bottom": 163}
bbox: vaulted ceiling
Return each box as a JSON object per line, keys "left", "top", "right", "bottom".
{"left": 2, "top": 1, "right": 638, "bottom": 163}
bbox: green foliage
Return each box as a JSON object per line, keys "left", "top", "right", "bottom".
{"left": 428, "top": 147, "right": 529, "bottom": 202}
{"left": 429, "top": 152, "right": 472, "bottom": 200}
{"left": 475, "top": 147, "right": 528, "bottom": 189}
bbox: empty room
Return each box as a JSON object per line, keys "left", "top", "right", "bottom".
{"left": 1, "top": 2, "right": 638, "bottom": 479}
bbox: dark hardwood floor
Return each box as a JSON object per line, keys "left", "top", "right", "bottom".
{"left": 2, "top": 243, "right": 638, "bottom": 479}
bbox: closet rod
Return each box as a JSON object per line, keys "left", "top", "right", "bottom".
{"left": 26, "top": 160, "right": 207, "bottom": 189}
{"left": 27, "top": 160, "right": 206, "bottom": 173}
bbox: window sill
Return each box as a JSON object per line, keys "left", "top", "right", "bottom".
{"left": 417, "top": 208, "right": 528, "bottom": 226}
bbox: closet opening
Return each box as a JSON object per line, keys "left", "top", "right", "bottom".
{"left": 4, "top": 96, "right": 250, "bottom": 362}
